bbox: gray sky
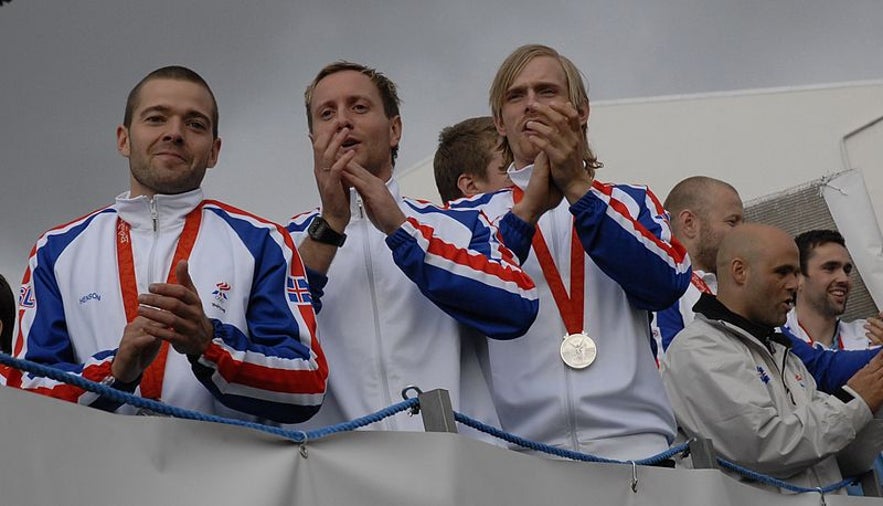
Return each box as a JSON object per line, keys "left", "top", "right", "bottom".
{"left": 2, "top": 0, "right": 883, "bottom": 282}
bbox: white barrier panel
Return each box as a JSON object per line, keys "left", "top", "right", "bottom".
{"left": 824, "top": 169, "right": 883, "bottom": 308}
{"left": 0, "top": 386, "right": 876, "bottom": 505}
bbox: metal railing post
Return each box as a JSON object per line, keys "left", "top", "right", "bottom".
{"left": 417, "top": 388, "right": 458, "bottom": 434}
{"left": 688, "top": 438, "right": 718, "bottom": 469}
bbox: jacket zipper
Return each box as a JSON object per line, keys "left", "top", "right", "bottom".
{"left": 548, "top": 211, "right": 580, "bottom": 450}
{"left": 355, "top": 193, "right": 394, "bottom": 429}
{"left": 147, "top": 198, "right": 159, "bottom": 284}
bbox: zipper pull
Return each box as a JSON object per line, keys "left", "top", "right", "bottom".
{"left": 149, "top": 198, "right": 158, "bottom": 232}
{"left": 350, "top": 187, "right": 364, "bottom": 219}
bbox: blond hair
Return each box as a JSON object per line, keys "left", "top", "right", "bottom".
{"left": 489, "top": 44, "right": 601, "bottom": 169}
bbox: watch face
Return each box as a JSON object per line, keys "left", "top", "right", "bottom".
{"left": 308, "top": 218, "right": 322, "bottom": 235}
{"left": 309, "top": 217, "right": 345, "bottom": 246}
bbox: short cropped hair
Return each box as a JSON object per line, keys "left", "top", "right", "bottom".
{"left": 0, "top": 274, "right": 15, "bottom": 354}
{"left": 794, "top": 229, "right": 847, "bottom": 275}
{"left": 304, "top": 61, "right": 402, "bottom": 165}
{"left": 489, "top": 44, "right": 601, "bottom": 170}
{"left": 123, "top": 65, "right": 219, "bottom": 138}
{"left": 665, "top": 176, "right": 738, "bottom": 217}
{"left": 433, "top": 116, "right": 500, "bottom": 203}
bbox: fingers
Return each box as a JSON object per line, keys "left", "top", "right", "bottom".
{"left": 339, "top": 161, "right": 406, "bottom": 234}
{"left": 312, "top": 122, "right": 347, "bottom": 166}
{"left": 522, "top": 101, "right": 584, "bottom": 169}
{"left": 137, "top": 302, "right": 194, "bottom": 331}
{"left": 174, "top": 260, "right": 195, "bottom": 291}
{"left": 864, "top": 317, "right": 883, "bottom": 346}
{"left": 340, "top": 159, "right": 382, "bottom": 195}
{"left": 123, "top": 317, "right": 164, "bottom": 347}
{"left": 328, "top": 148, "right": 356, "bottom": 178}
{"left": 138, "top": 289, "right": 203, "bottom": 335}
{"left": 525, "top": 101, "right": 580, "bottom": 137}
{"left": 514, "top": 151, "right": 563, "bottom": 224}
{"left": 136, "top": 267, "right": 214, "bottom": 356}
{"left": 137, "top": 300, "right": 211, "bottom": 356}
{"left": 314, "top": 137, "right": 355, "bottom": 229}
{"left": 140, "top": 282, "right": 200, "bottom": 308}
{"left": 867, "top": 348, "right": 883, "bottom": 368}
{"left": 547, "top": 101, "right": 582, "bottom": 129}
{"left": 114, "top": 317, "right": 164, "bottom": 383}
{"left": 310, "top": 121, "right": 347, "bottom": 178}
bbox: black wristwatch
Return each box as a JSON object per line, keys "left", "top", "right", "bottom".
{"left": 308, "top": 216, "right": 347, "bottom": 247}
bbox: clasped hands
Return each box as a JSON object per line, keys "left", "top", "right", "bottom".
{"left": 311, "top": 122, "right": 406, "bottom": 236}
{"left": 513, "top": 101, "right": 594, "bottom": 226}
{"left": 112, "top": 260, "right": 213, "bottom": 383}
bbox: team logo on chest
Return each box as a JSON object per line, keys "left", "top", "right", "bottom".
{"left": 210, "top": 282, "right": 231, "bottom": 313}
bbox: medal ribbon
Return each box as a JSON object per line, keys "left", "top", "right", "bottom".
{"left": 513, "top": 187, "right": 585, "bottom": 335}
{"left": 797, "top": 320, "right": 844, "bottom": 350}
{"left": 116, "top": 204, "right": 203, "bottom": 400}
{"left": 690, "top": 272, "right": 713, "bottom": 294}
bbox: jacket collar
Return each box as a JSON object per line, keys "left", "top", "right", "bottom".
{"left": 115, "top": 188, "right": 203, "bottom": 231}
{"left": 693, "top": 292, "right": 791, "bottom": 350}
{"left": 507, "top": 163, "right": 532, "bottom": 192}
{"left": 346, "top": 176, "right": 401, "bottom": 221}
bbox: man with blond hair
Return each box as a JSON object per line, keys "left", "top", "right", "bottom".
{"left": 451, "top": 44, "right": 691, "bottom": 460}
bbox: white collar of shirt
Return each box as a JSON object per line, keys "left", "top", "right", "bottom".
{"left": 695, "top": 270, "right": 718, "bottom": 294}
{"left": 345, "top": 175, "right": 401, "bottom": 221}
{"left": 115, "top": 187, "right": 204, "bottom": 231}
{"left": 507, "top": 163, "right": 533, "bottom": 192}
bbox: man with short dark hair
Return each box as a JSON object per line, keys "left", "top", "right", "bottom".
{"left": 433, "top": 116, "right": 509, "bottom": 203}
{"left": 785, "top": 229, "right": 883, "bottom": 350}
{"left": 451, "top": 44, "right": 691, "bottom": 459}
{"left": 289, "top": 61, "right": 537, "bottom": 433}
{"left": 662, "top": 223, "right": 883, "bottom": 492}
{"left": 2, "top": 66, "right": 328, "bottom": 423}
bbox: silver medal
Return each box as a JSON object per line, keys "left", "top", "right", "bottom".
{"left": 560, "top": 332, "right": 597, "bottom": 369}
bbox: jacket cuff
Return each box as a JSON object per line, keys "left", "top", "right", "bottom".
{"left": 305, "top": 266, "right": 327, "bottom": 313}
{"left": 106, "top": 373, "right": 141, "bottom": 393}
{"left": 499, "top": 211, "right": 534, "bottom": 265}
{"left": 385, "top": 223, "right": 415, "bottom": 250}
{"left": 840, "top": 385, "right": 874, "bottom": 431}
{"left": 568, "top": 188, "right": 602, "bottom": 219}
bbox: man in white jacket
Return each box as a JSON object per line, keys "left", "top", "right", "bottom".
{"left": 661, "top": 223, "right": 883, "bottom": 492}
{"left": 3, "top": 66, "right": 328, "bottom": 422}
{"left": 288, "top": 61, "right": 538, "bottom": 434}
{"left": 785, "top": 229, "right": 883, "bottom": 350}
{"left": 450, "top": 44, "right": 691, "bottom": 460}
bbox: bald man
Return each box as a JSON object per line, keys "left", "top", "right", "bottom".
{"left": 661, "top": 223, "right": 883, "bottom": 492}
{"left": 654, "top": 176, "right": 742, "bottom": 353}
{"left": 657, "top": 176, "right": 880, "bottom": 395}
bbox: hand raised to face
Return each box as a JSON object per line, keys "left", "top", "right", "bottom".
{"left": 523, "top": 101, "right": 594, "bottom": 204}
{"left": 341, "top": 160, "right": 406, "bottom": 235}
